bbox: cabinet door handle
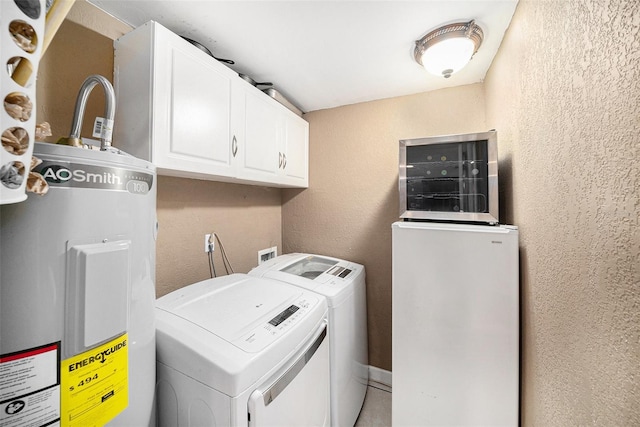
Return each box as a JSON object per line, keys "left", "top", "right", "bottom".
{"left": 278, "top": 152, "right": 283, "bottom": 168}
{"left": 282, "top": 153, "right": 287, "bottom": 170}
{"left": 232, "top": 136, "right": 238, "bottom": 157}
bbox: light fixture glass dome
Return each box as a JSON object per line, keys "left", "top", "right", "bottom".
{"left": 420, "top": 37, "right": 476, "bottom": 78}
{"left": 414, "top": 20, "right": 483, "bottom": 78}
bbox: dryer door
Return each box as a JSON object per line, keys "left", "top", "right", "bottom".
{"left": 248, "top": 322, "right": 330, "bottom": 427}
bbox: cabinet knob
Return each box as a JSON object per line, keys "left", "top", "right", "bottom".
{"left": 232, "top": 136, "right": 238, "bottom": 157}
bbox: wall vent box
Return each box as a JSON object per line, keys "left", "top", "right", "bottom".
{"left": 258, "top": 247, "right": 278, "bottom": 265}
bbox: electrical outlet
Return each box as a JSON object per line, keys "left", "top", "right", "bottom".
{"left": 257, "top": 246, "right": 277, "bottom": 265}
{"left": 204, "top": 234, "right": 214, "bottom": 253}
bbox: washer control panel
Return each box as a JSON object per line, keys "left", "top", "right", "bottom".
{"left": 234, "top": 296, "right": 319, "bottom": 353}
{"left": 326, "top": 265, "right": 353, "bottom": 278}
{"left": 268, "top": 304, "right": 300, "bottom": 326}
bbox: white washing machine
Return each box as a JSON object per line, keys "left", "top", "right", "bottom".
{"left": 155, "top": 273, "right": 330, "bottom": 427}
{"left": 250, "top": 253, "right": 368, "bottom": 427}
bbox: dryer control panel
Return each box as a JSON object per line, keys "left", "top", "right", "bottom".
{"left": 233, "top": 296, "right": 319, "bottom": 353}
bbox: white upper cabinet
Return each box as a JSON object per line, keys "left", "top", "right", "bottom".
{"left": 114, "top": 21, "right": 237, "bottom": 181}
{"left": 235, "top": 79, "right": 281, "bottom": 184}
{"left": 232, "top": 78, "right": 309, "bottom": 188}
{"left": 113, "top": 21, "right": 308, "bottom": 188}
{"left": 280, "top": 109, "right": 309, "bottom": 187}
{"left": 156, "top": 36, "right": 234, "bottom": 174}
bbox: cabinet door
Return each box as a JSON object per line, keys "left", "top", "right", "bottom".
{"left": 235, "top": 86, "right": 281, "bottom": 184}
{"left": 279, "top": 111, "right": 309, "bottom": 188}
{"left": 152, "top": 29, "right": 235, "bottom": 179}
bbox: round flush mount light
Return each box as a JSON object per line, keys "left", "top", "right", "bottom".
{"left": 414, "top": 20, "right": 484, "bottom": 78}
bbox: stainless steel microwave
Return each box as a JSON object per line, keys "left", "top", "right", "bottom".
{"left": 399, "top": 130, "right": 499, "bottom": 224}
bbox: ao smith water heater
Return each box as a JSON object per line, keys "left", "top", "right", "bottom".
{"left": 0, "top": 143, "right": 157, "bottom": 426}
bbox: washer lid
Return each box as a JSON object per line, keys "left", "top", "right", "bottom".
{"left": 157, "top": 274, "right": 305, "bottom": 344}
{"left": 155, "top": 274, "right": 328, "bottom": 396}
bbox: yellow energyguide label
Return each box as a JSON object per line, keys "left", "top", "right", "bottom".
{"left": 61, "top": 334, "right": 128, "bottom": 427}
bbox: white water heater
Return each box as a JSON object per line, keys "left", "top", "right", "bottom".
{"left": 0, "top": 143, "right": 157, "bottom": 427}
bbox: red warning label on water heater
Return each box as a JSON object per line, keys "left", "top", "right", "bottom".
{"left": 0, "top": 342, "right": 61, "bottom": 427}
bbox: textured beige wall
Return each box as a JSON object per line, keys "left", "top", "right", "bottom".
{"left": 36, "top": 19, "right": 114, "bottom": 142}
{"left": 282, "top": 86, "right": 487, "bottom": 370}
{"left": 36, "top": 2, "right": 283, "bottom": 298}
{"left": 155, "top": 176, "right": 282, "bottom": 297}
{"left": 485, "top": 0, "right": 640, "bottom": 425}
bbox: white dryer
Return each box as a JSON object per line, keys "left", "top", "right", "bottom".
{"left": 250, "top": 253, "right": 368, "bottom": 427}
{"left": 155, "top": 273, "right": 330, "bottom": 427}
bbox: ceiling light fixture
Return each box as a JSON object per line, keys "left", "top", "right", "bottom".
{"left": 414, "top": 20, "right": 484, "bottom": 79}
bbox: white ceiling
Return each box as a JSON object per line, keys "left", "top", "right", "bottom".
{"left": 89, "top": 0, "right": 518, "bottom": 113}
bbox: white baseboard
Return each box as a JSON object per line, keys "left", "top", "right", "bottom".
{"left": 367, "top": 365, "right": 392, "bottom": 392}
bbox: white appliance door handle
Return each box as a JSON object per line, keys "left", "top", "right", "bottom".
{"left": 261, "top": 322, "right": 327, "bottom": 406}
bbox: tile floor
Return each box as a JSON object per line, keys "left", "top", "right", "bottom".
{"left": 354, "top": 386, "right": 392, "bottom": 426}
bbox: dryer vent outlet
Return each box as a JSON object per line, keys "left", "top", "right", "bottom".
{"left": 258, "top": 247, "right": 277, "bottom": 265}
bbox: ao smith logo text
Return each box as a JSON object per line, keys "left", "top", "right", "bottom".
{"left": 68, "top": 339, "right": 127, "bottom": 372}
{"left": 42, "top": 165, "right": 123, "bottom": 185}
{"left": 34, "top": 161, "right": 153, "bottom": 194}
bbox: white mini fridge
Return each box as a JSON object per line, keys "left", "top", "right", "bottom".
{"left": 392, "top": 221, "right": 519, "bottom": 426}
